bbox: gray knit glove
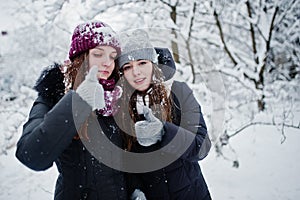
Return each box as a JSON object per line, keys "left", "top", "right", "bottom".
{"left": 131, "top": 189, "right": 147, "bottom": 200}
{"left": 76, "top": 66, "right": 105, "bottom": 110}
{"left": 135, "top": 106, "right": 164, "bottom": 146}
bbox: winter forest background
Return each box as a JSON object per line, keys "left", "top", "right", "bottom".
{"left": 0, "top": 0, "right": 299, "bottom": 199}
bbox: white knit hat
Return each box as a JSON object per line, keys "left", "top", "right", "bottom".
{"left": 117, "top": 29, "right": 158, "bottom": 69}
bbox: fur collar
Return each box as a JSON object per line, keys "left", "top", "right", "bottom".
{"left": 34, "top": 63, "right": 65, "bottom": 104}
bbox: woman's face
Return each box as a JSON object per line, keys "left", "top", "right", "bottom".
{"left": 122, "top": 60, "right": 153, "bottom": 92}
{"left": 88, "top": 46, "right": 117, "bottom": 80}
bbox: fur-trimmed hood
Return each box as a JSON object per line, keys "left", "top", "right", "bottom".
{"left": 155, "top": 47, "right": 176, "bottom": 81}
{"left": 34, "top": 63, "right": 65, "bottom": 104}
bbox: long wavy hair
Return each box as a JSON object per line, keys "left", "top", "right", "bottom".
{"left": 117, "top": 63, "right": 173, "bottom": 151}
{"left": 63, "top": 51, "right": 120, "bottom": 139}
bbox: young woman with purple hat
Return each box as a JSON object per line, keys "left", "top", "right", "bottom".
{"left": 15, "top": 21, "right": 128, "bottom": 200}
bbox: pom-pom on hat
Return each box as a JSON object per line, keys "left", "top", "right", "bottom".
{"left": 68, "top": 21, "right": 121, "bottom": 61}
{"left": 117, "top": 29, "right": 158, "bottom": 68}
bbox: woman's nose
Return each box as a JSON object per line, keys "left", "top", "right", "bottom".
{"left": 132, "top": 65, "right": 141, "bottom": 76}
{"left": 103, "top": 56, "right": 113, "bottom": 67}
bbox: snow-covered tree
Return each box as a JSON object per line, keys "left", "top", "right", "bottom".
{"left": 1, "top": 0, "right": 299, "bottom": 166}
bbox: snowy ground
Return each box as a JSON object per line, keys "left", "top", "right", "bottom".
{"left": 203, "top": 126, "right": 300, "bottom": 200}
{"left": 1, "top": 125, "right": 299, "bottom": 200}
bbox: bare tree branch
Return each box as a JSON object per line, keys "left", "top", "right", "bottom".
{"left": 246, "top": 1, "right": 259, "bottom": 65}
{"left": 257, "top": 6, "right": 279, "bottom": 89}
{"left": 186, "top": 2, "right": 197, "bottom": 83}
{"left": 213, "top": 10, "right": 238, "bottom": 66}
{"left": 159, "top": 0, "right": 179, "bottom": 7}
{"left": 266, "top": 6, "right": 279, "bottom": 54}
{"left": 216, "top": 70, "right": 257, "bottom": 94}
{"left": 228, "top": 121, "right": 300, "bottom": 140}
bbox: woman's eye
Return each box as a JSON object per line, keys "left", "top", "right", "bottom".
{"left": 123, "top": 65, "right": 131, "bottom": 71}
{"left": 94, "top": 53, "right": 102, "bottom": 57}
{"left": 139, "top": 61, "right": 148, "bottom": 65}
{"left": 110, "top": 53, "right": 117, "bottom": 60}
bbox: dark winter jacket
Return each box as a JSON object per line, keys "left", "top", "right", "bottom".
{"left": 15, "top": 64, "right": 127, "bottom": 200}
{"left": 127, "top": 80, "right": 212, "bottom": 200}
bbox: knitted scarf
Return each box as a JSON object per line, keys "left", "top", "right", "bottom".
{"left": 97, "top": 78, "right": 122, "bottom": 116}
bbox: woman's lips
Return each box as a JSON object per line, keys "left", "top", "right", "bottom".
{"left": 134, "top": 78, "right": 146, "bottom": 84}
{"left": 99, "top": 70, "right": 109, "bottom": 74}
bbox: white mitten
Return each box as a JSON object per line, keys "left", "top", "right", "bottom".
{"left": 76, "top": 65, "right": 105, "bottom": 110}
{"left": 135, "top": 106, "right": 164, "bottom": 146}
{"left": 131, "top": 189, "right": 147, "bottom": 200}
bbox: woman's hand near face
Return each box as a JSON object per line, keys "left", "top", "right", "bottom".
{"left": 134, "top": 106, "right": 164, "bottom": 146}
{"left": 76, "top": 66, "right": 105, "bottom": 110}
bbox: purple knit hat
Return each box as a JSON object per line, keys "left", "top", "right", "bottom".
{"left": 68, "top": 21, "right": 121, "bottom": 60}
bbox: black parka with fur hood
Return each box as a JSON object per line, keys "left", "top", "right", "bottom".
{"left": 125, "top": 48, "right": 212, "bottom": 200}
{"left": 15, "top": 63, "right": 127, "bottom": 200}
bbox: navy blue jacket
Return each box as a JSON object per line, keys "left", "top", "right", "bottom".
{"left": 128, "top": 81, "right": 212, "bottom": 200}
{"left": 15, "top": 64, "right": 127, "bottom": 200}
